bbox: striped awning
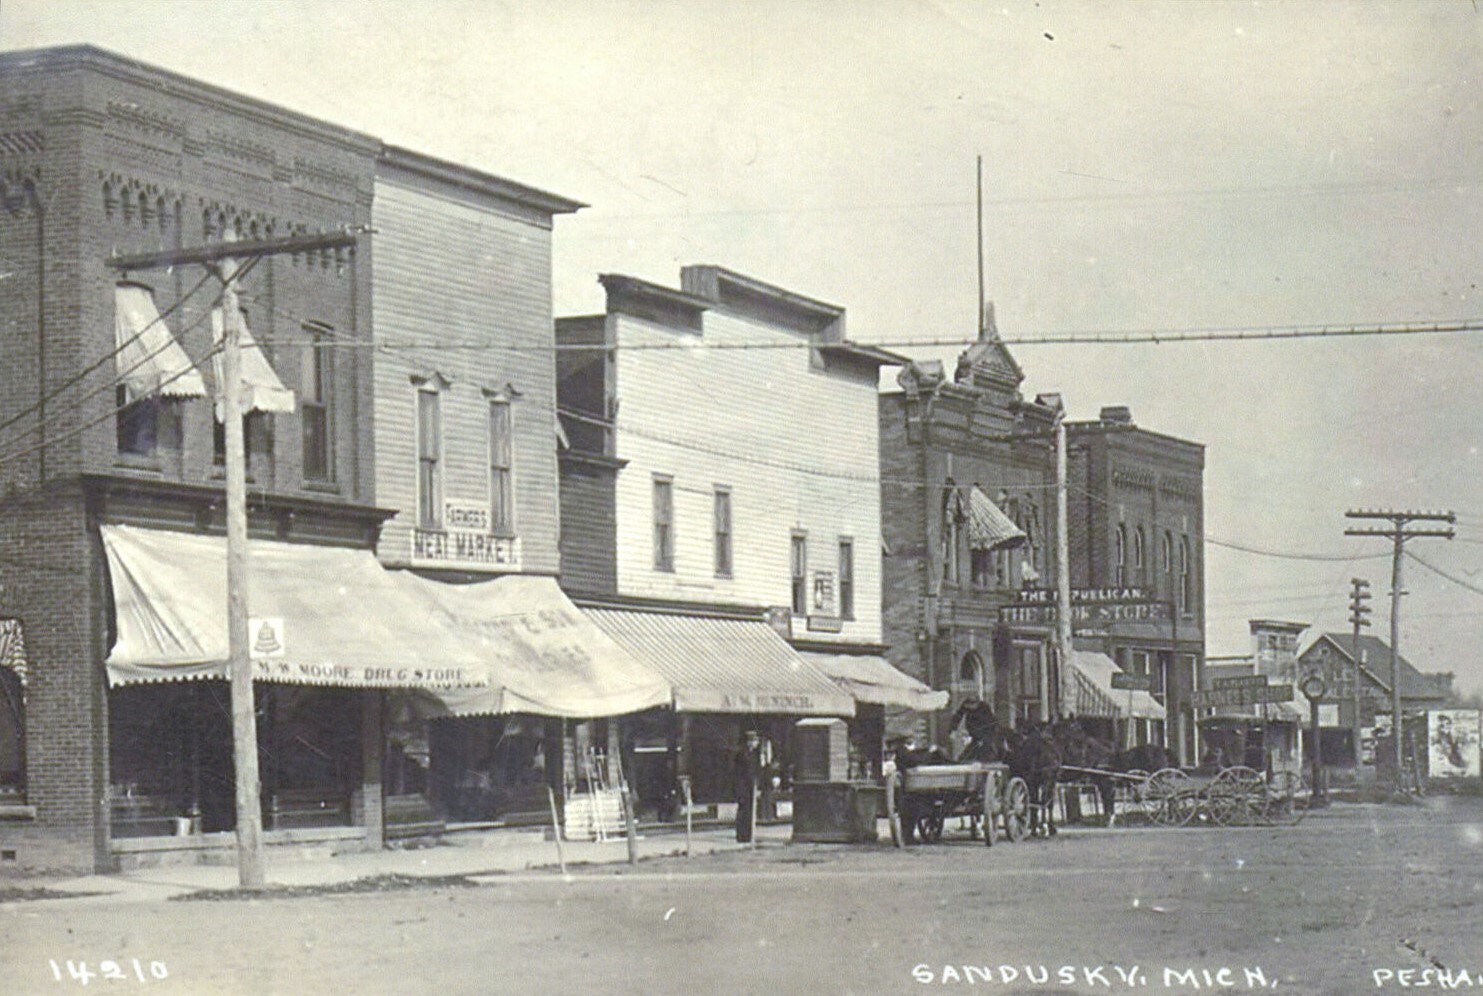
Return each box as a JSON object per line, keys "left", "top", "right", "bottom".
{"left": 114, "top": 283, "right": 206, "bottom": 402}
{"left": 1066, "top": 651, "right": 1166, "bottom": 720}
{"left": 967, "top": 486, "right": 1027, "bottom": 551}
{"left": 583, "top": 608, "right": 854, "bottom": 716}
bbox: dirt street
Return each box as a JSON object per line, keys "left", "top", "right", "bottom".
{"left": 4, "top": 798, "right": 1483, "bottom": 995}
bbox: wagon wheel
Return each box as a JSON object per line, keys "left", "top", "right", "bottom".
{"left": 886, "top": 772, "right": 904, "bottom": 848}
{"left": 1264, "top": 770, "right": 1310, "bottom": 827}
{"left": 1209, "top": 766, "right": 1265, "bottom": 827}
{"left": 1003, "top": 777, "right": 1030, "bottom": 843}
{"left": 1144, "top": 767, "right": 1195, "bottom": 827}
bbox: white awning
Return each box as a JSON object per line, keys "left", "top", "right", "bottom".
{"left": 1066, "top": 650, "right": 1166, "bottom": 721}
{"left": 114, "top": 283, "right": 206, "bottom": 402}
{"left": 389, "top": 574, "right": 673, "bottom": 719}
{"left": 211, "top": 308, "right": 295, "bottom": 417}
{"left": 583, "top": 608, "right": 855, "bottom": 717}
{"left": 967, "top": 486, "right": 1027, "bottom": 551}
{"left": 102, "top": 525, "right": 489, "bottom": 689}
{"left": 799, "top": 651, "right": 948, "bottom": 712}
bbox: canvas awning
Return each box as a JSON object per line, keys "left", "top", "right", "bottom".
{"left": 114, "top": 283, "right": 206, "bottom": 402}
{"left": 799, "top": 651, "right": 948, "bottom": 712}
{"left": 967, "top": 486, "right": 1027, "bottom": 551}
{"left": 211, "top": 308, "right": 295, "bottom": 417}
{"left": 583, "top": 608, "right": 855, "bottom": 716}
{"left": 1066, "top": 650, "right": 1166, "bottom": 721}
{"left": 389, "top": 573, "right": 672, "bottom": 719}
{"left": 101, "top": 524, "right": 489, "bottom": 689}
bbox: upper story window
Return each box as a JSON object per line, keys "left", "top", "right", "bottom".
{"left": 713, "top": 487, "right": 733, "bottom": 577}
{"left": 210, "top": 306, "right": 292, "bottom": 476}
{"left": 838, "top": 538, "right": 855, "bottom": 620}
{"left": 652, "top": 475, "right": 674, "bottom": 572}
{"left": 301, "top": 323, "right": 333, "bottom": 482}
{"left": 1131, "top": 527, "right": 1145, "bottom": 582}
{"left": 941, "top": 488, "right": 962, "bottom": 586}
{"left": 1114, "top": 525, "right": 1127, "bottom": 586}
{"left": 790, "top": 532, "right": 808, "bottom": 615}
{"left": 416, "top": 388, "right": 442, "bottom": 529}
{"left": 113, "top": 282, "right": 203, "bottom": 460}
{"left": 488, "top": 398, "right": 514, "bottom": 536}
{"left": 1179, "top": 535, "right": 1193, "bottom": 613}
{"left": 1161, "top": 531, "right": 1174, "bottom": 592}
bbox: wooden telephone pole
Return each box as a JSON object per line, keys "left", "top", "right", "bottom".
{"left": 1344, "top": 509, "right": 1453, "bottom": 792}
{"left": 107, "top": 229, "right": 364, "bottom": 887}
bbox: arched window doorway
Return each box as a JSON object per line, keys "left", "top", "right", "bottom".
{"left": 958, "top": 650, "right": 987, "bottom": 701}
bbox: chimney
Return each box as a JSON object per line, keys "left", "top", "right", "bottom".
{"left": 1099, "top": 405, "right": 1133, "bottom": 425}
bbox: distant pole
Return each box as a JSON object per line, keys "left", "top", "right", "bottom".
{"left": 976, "top": 155, "right": 984, "bottom": 338}
{"left": 1348, "top": 578, "right": 1371, "bottom": 770}
{"left": 220, "top": 259, "right": 265, "bottom": 889}
{"left": 1345, "top": 510, "right": 1454, "bottom": 793}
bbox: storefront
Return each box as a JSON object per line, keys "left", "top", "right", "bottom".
{"left": 798, "top": 651, "right": 948, "bottom": 780}
{"left": 1063, "top": 650, "right": 1167, "bottom": 746}
{"left": 384, "top": 572, "right": 672, "bottom": 827}
{"left": 100, "top": 523, "right": 493, "bottom": 856}
{"left": 581, "top": 607, "right": 855, "bottom": 815}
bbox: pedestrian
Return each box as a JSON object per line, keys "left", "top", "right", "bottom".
{"left": 734, "top": 730, "right": 761, "bottom": 843}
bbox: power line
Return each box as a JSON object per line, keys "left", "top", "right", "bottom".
{"left": 250, "top": 317, "right": 1483, "bottom": 353}
{"left": 1405, "top": 549, "right": 1483, "bottom": 599}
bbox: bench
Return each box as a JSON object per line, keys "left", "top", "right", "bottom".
{"left": 384, "top": 793, "right": 445, "bottom": 840}
{"left": 269, "top": 788, "right": 350, "bottom": 830}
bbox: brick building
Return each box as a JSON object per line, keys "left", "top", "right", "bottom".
{"left": 878, "top": 319, "right": 1061, "bottom": 744}
{"left": 1066, "top": 407, "right": 1206, "bottom": 763}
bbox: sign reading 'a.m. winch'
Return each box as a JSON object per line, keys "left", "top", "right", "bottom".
{"left": 412, "top": 501, "right": 521, "bottom": 570}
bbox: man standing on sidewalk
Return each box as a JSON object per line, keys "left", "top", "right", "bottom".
{"left": 734, "top": 730, "right": 761, "bottom": 843}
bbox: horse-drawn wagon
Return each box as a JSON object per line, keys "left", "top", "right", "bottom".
{"left": 1139, "top": 764, "right": 1309, "bottom": 827}
{"left": 883, "top": 761, "right": 1031, "bottom": 847}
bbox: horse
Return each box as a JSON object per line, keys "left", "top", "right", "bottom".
{"left": 1007, "top": 722, "right": 1061, "bottom": 838}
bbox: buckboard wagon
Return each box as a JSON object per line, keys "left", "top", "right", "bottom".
{"left": 1138, "top": 765, "right": 1309, "bottom": 827}
{"left": 884, "top": 762, "right": 1030, "bottom": 846}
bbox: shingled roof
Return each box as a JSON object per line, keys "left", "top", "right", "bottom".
{"left": 1304, "top": 633, "right": 1452, "bottom": 700}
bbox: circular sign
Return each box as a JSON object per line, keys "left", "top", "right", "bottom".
{"left": 1299, "top": 674, "right": 1326, "bottom": 700}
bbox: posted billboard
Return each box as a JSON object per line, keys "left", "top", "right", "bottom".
{"left": 1428, "top": 709, "right": 1481, "bottom": 779}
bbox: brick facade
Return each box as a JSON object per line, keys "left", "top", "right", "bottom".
{"left": 0, "top": 46, "right": 380, "bottom": 872}
{"left": 1066, "top": 409, "right": 1206, "bottom": 762}
{"left": 879, "top": 326, "right": 1059, "bottom": 743}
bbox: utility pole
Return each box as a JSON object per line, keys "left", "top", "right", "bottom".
{"left": 1344, "top": 510, "right": 1453, "bottom": 793}
{"left": 1347, "top": 578, "right": 1371, "bottom": 770}
{"left": 1054, "top": 410, "right": 1072, "bottom": 721}
{"left": 107, "top": 228, "right": 364, "bottom": 887}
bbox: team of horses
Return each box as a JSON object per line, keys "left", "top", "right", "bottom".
{"left": 905, "top": 700, "right": 1173, "bottom": 837}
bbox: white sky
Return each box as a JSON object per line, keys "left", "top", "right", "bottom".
{"left": 6, "top": 0, "right": 1483, "bottom": 691}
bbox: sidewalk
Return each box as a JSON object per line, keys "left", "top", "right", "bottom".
{"left": 3, "top": 821, "right": 794, "bottom": 906}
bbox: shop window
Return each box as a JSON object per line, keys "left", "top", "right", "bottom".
{"left": 489, "top": 398, "right": 514, "bottom": 536}
{"left": 417, "top": 388, "right": 442, "bottom": 529}
{"left": 301, "top": 322, "right": 333, "bottom": 482}
{"left": 790, "top": 532, "right": 808, "bottom": 615}
{"left": 0, "top": 620, "right": 26, "bottom": 802}
{"left": 838, "top": 538, "right": 854, "bottom": 620}
{"left": 653, "top": 475, "right": 674, "bottom": 571}
{"left": 713, "top": 487, "right": 732, "bottom": 577}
